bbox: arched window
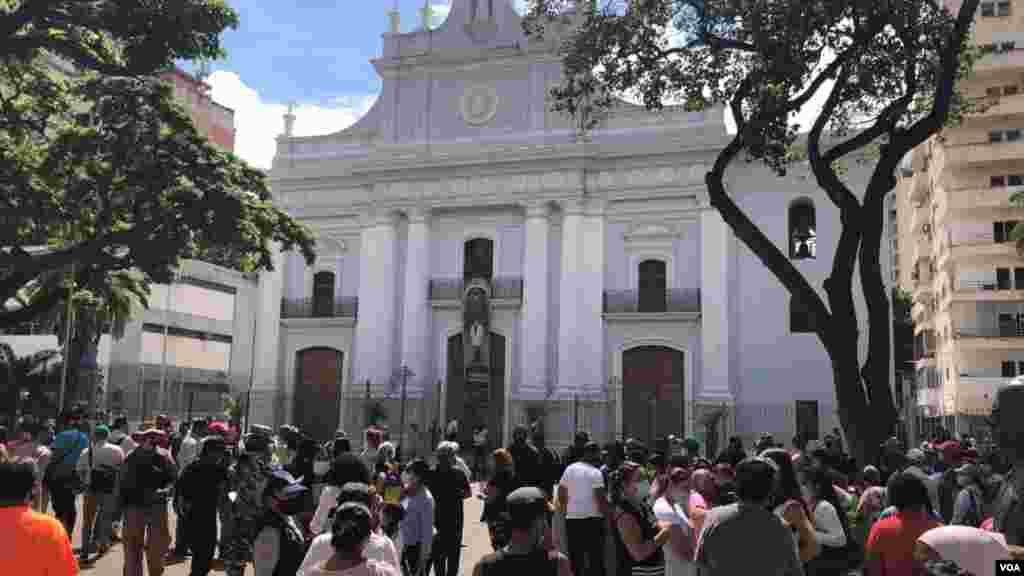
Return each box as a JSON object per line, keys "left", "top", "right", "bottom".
{"left": 789, "top": 199, "right": 817, "bottom": 259}
{"left": 312, "top": 271, "right": 336, "bottom": 317}
{"left": 638, "top": 259, "right": 668, "bottom": 313}
{"left": 463, "top": 238, "right": 494, "bottom": 281}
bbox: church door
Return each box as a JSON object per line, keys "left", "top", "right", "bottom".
{"left": 622, "top": 346, "right": 685, "bottom": 446}
{"left": 294, "top": 348, "right": 343, "bottom": 441}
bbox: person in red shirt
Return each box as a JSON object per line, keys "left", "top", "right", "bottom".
{"left": 865, "top": 471, "right": 943, "bottom": 576}
{"left": 0, "top": 458, "right": 78, "bottom": 575}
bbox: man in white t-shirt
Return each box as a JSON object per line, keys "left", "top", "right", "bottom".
{"left": 557, "top": 441, "right": 607, "bottom": 576}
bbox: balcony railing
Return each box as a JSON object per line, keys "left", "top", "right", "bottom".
{"left": 427, "top": 277, "right": 524, "bottom": 301}
{"left": 603, "top": 288, "right": 701, "bottom": 314}
{"left": 280, "top": 297, "right": 359, "bottom": 319}
{"left": 956, "top": 324, "right": 1024, "bottom": 338}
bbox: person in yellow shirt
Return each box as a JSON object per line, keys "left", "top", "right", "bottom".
{"left": 0, "top": 458, "right": 78, "bottom": 575}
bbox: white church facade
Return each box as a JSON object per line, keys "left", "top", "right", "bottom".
{"left": 246, "top": 0, "right": 877, "bottom": 455}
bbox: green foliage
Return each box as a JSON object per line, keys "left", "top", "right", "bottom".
{"left": 0, "top": 1, "right": 317, "bottom": 329}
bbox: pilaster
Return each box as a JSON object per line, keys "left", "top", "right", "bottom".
{"left": 400, "top": 206, "right": 432, "bottom": 395}
{"left": 700, "top": 208, "right": 732, "bottom": 400}
{"left": 355, "top": 208, "right": 400, "bottom": 392}
{"left": 557, "top": 198, "right": 588, "bottom": 393}
{"left": 521, "top": 201, "right": 551, "bottom": 396}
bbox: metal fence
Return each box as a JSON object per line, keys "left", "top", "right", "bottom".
{"left": 427, "top": 277, "right": 523, "bottom": 301}
{"left": 280, "top": 297, "right": 358, "bottom": 319}
{"left": 602, "top": 288, "right": 701, "bottom": 314}
{"left": 105, "top": 364, "right": 241, "bottom": 426}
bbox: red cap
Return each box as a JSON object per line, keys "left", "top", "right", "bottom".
{"left": 938, "top": 441, "right": 962, "bottom": 462}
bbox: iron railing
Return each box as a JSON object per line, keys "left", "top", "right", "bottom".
{"left": 427, "top": 277, "right": 523, "bottom": 301}
{"left": 602, "top": 288, "right": 701, "bottom": 314}
{"left": 280, "top": 297, "right": 359, "bottom": 319}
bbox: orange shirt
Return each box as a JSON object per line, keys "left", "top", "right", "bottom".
{"left": 0, "top": 505, "right": 78, "bottom": 575}
{"left": 865, "top": 511, "right": 942, "bottom": 576}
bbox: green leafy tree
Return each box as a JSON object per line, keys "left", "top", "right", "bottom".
{"left": 0, "top": 0, "right": 317, "bottom": 329}
{"left": 0, "top": 343, "right": 61, "bottom": 427}
{"left": 525, "top": 0, "right": 982, "bottom": 464}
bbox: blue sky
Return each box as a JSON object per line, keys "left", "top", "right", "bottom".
{"left": 200, "top": 0, "right": 528, "bottom": 168}
{"left": 202, "top": 0, "right": 823, "bottom": 169}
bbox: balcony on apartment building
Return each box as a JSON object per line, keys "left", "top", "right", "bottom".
{"left": 955, "top": 310, "right": 1024, "bottom": 349}
{"left": 947, "top": 129, "right": 1024, "bottom": 167}
{"left": 427, "top": 276, "right": 523, "bottom": 306}
{"left": 948, "top": 183, "right": 1024, "bottom": 212}
{"left": 949, "top": 221, "right": 1019, "bottom": 260}
{"left": 603, "top": 288, "right": 702, "bottom": 317}
{"left": 280, "top": 297, "right": 359, "bottom": 320}
{"left": 954, "top": 267, "right": 1024, "bottom": 302}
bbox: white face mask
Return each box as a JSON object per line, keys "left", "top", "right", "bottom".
{"left": 313, "top": 460, "right": 330, "bottom": 476}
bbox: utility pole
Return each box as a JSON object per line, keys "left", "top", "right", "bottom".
{"left": 157, "top": 273, "right": 175, "bottom": 418}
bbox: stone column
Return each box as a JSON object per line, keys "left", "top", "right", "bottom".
{"left": 400, "top": 207, "right": 431, "bottom": 395}
{"left": 557, "top": 199, "right": 585, "bottom": 394}
{"left": 700, "top": 208, "right": 732, "bottom": 399}
{"left": 521, "top": 201, "right": 551, "bottom": 397}
{"left": 355, "top": 209, "right": 400, "bottom": 393}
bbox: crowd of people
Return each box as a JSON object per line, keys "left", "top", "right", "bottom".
{"left": 2, "top": 409, "right": 1024, "bottom": 576}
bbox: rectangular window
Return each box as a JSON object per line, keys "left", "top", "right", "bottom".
{"left": 1008, "top": 129, "right": 1022, "bottom": 142}
{"left": 1019, "top": 361, "right": 1024, "bottom": 376}
{"left": 1006, "top": 85, "right": 1020, "bottom": 96}
{"left": 992, "top": 175, "right": 1007, "bottom": 187}
{"left": 1016, "top": 268, "right": 1024, "bottom": 289}
{"left": 989, "top": 86, "right": 1003, "bottom": 97}
{"left": 1010, "top": 174, "right": 1024, "bottom": 186}
{"left": 1000, "top": 313, "right": 1017, "bottom": 337}
{"left": 795, "top": 400, "right": 819, "bottom": 442}
{"left": 996, "top": 221, "right": 1007, "bottom": 243}
{"left": 982, "top": 1, "right": 996, "bottom": 16}
{"left": 998, "top": 0, "right": 1012, "bottom": 16}
{"left": 998, "top": 268, "right": 1011, "bottom": 289}
{"left": 1003, "top": 361, "right": 1016, "bottom": 377}
{"left": 991, "top": 130, "right": 1005, "bottom": 143}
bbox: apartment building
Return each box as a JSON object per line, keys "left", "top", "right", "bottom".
{"left": 896, "top": 0, "right": 1024, "bottom": 439}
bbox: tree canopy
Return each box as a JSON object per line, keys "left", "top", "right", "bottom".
{"left": 0, "top": 0, "right": 317, "bottom": 329}
{"left": 525, "top": 0, "right": 982, "bottom": 462}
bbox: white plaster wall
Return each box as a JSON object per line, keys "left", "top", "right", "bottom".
{"left": 674, "top": 224, "right": 701, "bottom": 289}
{"left": 727, "top": 162, "right": 874, "bottom": 442}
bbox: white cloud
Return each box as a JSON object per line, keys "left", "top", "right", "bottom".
{"left": 205, "top": 70, "right": 376, "bottom": 170}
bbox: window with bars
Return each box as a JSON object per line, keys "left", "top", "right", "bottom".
{"left": 990, "top": 129, "right": 1023, "bottom": 143}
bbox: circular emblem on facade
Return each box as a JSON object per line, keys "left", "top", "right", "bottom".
{"left": 460, "top": 85, "right": 499, "bottom": 126}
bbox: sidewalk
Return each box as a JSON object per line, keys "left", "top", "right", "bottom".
{"left": 73, "top": 490, "right": 492, "bottom": 575}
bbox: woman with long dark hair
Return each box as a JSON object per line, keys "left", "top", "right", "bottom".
{"left": 802, "top": 464, "right": 853, "bottom": 576}
{"left": 300, "top": 502, "right": 399, "bottom": 576}
{"left": 609, "top": 461, "right": 669, "bottom": 576}
{"left": 482, "top": 448, "right": 518, "bottom": 551}
{"left": 761, "top": 449, "right": 819, "bottom": 564}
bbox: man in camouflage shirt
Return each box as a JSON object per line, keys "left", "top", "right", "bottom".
{"left": 219, "top": 435, "right": 275, "bottom": 576}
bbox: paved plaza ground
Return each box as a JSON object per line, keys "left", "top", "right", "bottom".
{"left": 68, "top": 487, "right": 493, "bottom": 576}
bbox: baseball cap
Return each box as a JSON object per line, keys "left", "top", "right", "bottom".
{"left": 506, "top": 487, "right": 553, "bottom": 527}
{"left": 93, "top": 425, "right": 110, "bottom": 436}
{"left": 208, "top": 421, "right": 229, "bottom": 435}
{"left": 938, "top": 441, "right": 962, "bottom": 462}
{"left": 266, "top": 468, "right": 308, "bottom": 499}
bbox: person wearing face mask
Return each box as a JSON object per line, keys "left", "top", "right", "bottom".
{"left": 312, "top": 454, "right": 373, "bottom": 536}
{"left": 652, "top": 456, "right": 696, "bottom": 576}
{"left": 472, "top": 487, "right": 573, "bottom": 576}
{"left": 119, "top": 428, "right": 179, "bottom": 576}
{"left": 951, "top": 463, "right": 986, "bottom": 528}
{"left": 177, "top": 436, "right": 231, "bottom": 576}
{"left": 399, "top": 459, "right": 434, "bottom": 575}
{"left": 611, "top": 461, "right": 669, "bottom": 576}
{"left": 426, "top": 442, "right": 471, "bottom": 576}
{"left": 252, "top": 468, "right": 311, "bottom": 576}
